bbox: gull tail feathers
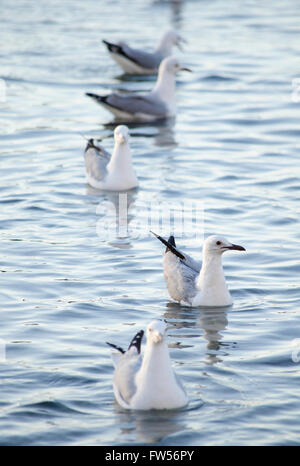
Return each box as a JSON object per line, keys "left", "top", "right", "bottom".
{"left": 84, "top": 137, "right": 109, "bottom": 159}
{"left": 150, "top": 231, "right": 185, "bottom": 260}
{"left": 106, "top": 342, "right": 125, "bottom": 354}
{"left": 128, "top": 330, "right": 144, "bottom": 354}
{"left": 85, "top": 138, "right": 99, "bottom": 152}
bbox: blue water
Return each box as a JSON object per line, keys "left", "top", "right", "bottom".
{"left": 1, "top": 0, "right": 300, "bottom": 446}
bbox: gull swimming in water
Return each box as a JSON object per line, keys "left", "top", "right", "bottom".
{"left": 151, "top": 232, "right": 246, "bottom": 307}
{"left": 106, "top": 319, "right": 188, "bottom": 410}
{"left": 83, "top": 125, "right": 138, "bottom": 191}
{"left": 86, "top": 56, "right": 191, "bottom": 122}
{"left": 102, "top": 29, "right": 186, "bottom": 75}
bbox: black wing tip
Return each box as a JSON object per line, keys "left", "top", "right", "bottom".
{"left": 102, "top": 39, "right": 122, "bottom": 54}
{"left": 150, "top": 231, "right": 185, "bottom": 260}
{"left": 103, "top": 40, "right": 142, "bottom": 67}
{"left": 167, "top": 235, "right": 176, "bottom": 247}
{"left": 166, "top": 235, "right": 176, "bottom": 254}
{"left": 85, "top": 138, "right": 96, "bottom": 151}
{"left": 106, "top": 342, "right": 125, "bottom": 354}
{"left": 86, "top": 92, "right": 99, "bottom": 98}
{"left": 85, "top": 92, "right": 107, "bottom": 104}
{"left": 128, "top": 330, "right": 144, "bottom": 354}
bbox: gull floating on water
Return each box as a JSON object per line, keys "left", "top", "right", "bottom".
{"left": 152, "top": 232, "right": 246, "bottom": 307}
{"left": 83, "top": 125, "right": 138, "bottom": 191}
{"left": 107, "top": 319, "right": 188, "bottom": 410}
{"left": 86, "top": 56, "right": 191, "bottom": 122}
{"left": 102, "top": 29, "right": 186, "bottom": 75}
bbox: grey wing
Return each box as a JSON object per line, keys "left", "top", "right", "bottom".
{"left": 178, "top": 260, "right": 199, "bottom": 303}
{"left": 114, "top": 353, "right": 142, "bottom": 406}
{"left": 180, "top": 252, "right": 201, "bottom": 275}
{"left": 164, "top": 249, "right": 199, "bottom": 304}
{"left": 121, "top": 44, "right": 162, "bottom": 70}
{"left": 106, "top": 93, "right": 168, "bottom": 117}
{"left": 84, "top": 145, "right": 110, "bottom": 181}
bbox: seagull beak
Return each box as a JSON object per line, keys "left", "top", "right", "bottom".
{"left": 116, "top": 133, "right": 127, "bottom": 144}
{"left": 224, "top": 243, "right": 246, "bottom": 251}
{"left": 152, "top": 331, "right": 164, "bottom": 344}
{"left": 180, "top": 66, "right": 192, "bottom": 72}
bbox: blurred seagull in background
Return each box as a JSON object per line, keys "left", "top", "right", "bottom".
{"left": 107, "top": 319, "right": 188, "bottom": 410}
{"left": 151, "top": 232, "right": 246, "bottom": 307}
{"left": 86, "top": 56, "right": 191, "bottom": 122}
{"left": 102, "top": 29, "right": 186, "bottom": 75}
{"left": 83, "top": 125, "right": 138, "bottom": 190}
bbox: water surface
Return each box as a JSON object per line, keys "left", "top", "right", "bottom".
{"left": 1, "top": 0, "right": 300, "bottom": 446}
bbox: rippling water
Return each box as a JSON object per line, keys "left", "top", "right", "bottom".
{"left": 1, "top": 0, "right": 300, "bottom": 446}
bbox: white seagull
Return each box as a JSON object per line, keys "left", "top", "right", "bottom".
{"left": 152, "top": 232, "right": 246, "bottom": 307}
{"left": 102, "top": 29, "right": 186, "bottom": 75}
{"left": 86, "top": 56, "right": 191, "bottom": 122}
{"left": 107, "top": 320, "right": 188, "bottom": 410}
{"left": 83, "top": 125, "right": 138, "bottom": 191}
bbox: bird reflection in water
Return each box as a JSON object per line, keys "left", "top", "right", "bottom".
{"left": 114, "top": 402, "right": 186, "bottom": 444}
{"left": 85, "top": 187, "right": 138, "bottom": 249}
{"left": 152, "top": 0, "right": 184, "bottom": 28}
{"left": 104, "top": 118, "right": 177, "bottom": 148}
{"left": 164, "top": 301, "right": 230, "bottom": 365}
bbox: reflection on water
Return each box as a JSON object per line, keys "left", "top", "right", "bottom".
{"left": 115, "top": 73, "right": 156, "bottom": 84}
{"left": 197, "top": 307, "right": 229, "bottom": 350}
{"left": 163, "top": 302, "right": 229, "bottom": 364}
{"left": 85, "top": 187, "right": 138, "bottom": 249}
{"left": 2, "top": 0, "right": 300, "bottom": 447}
{"left": 114, "top": 402, "right": 186, "bottom": 444}
{"left": 163, "top": 301, "right": 199, "bottom": 328}
{"left": 104, "top": 118, "right": 177, "bottom": 148}
{"left": 197, "top": 307, "right": 229, "bottom": 365}
{"left": 152, "top": 0, "right": 184, "bottom": 28}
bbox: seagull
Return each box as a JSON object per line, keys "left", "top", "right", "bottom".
{"left": 102, "top": 29, "right": 186, "bottom": 75}
{"left": 107, "top": 319, "right": 188, "bottom": 410}
{"left": 151, "top": 232, "right": 246, "bottom": 307}
{"left": 83, "top": 125, "right": 138, "bottom": 191}
{"left": 86, "top": 56, "right": 191, "bottom": 122}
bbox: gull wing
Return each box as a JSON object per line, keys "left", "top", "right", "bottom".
{"left": 152, "top": 232, "right": 201, "bottom": 304}
{"left": 163, "top": 251, "right": 199, "bottom": 305}
{"left": 86, "top": 92, "right": 168, "bottom": 118}
{"left": 108, "top": 330, "right": 144, "bottom": 409}
{"left": 84, "top": 139, "right": 110, "bottom": 182}
{"left": 118, "top": 44, "right": 161, "bottom": 70}
{"left": 103, "top": 39, "right": 161, "bottom": 70}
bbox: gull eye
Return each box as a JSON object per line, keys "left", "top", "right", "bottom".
{"left": 216, "top": 241, "right": 221, "bottom": 245}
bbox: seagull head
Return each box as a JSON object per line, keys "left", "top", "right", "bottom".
{"left": 114, "top": 125, "right": 129, "bottom": 144}
{"left": 159, "top": 56, "right": 192, "bottom": 75}
{"left": 162, "top": 30, "right": 187, "bottom": 51}
{"left": 203, "top": 235, "right": 246, "bottom": 256}
{"left": 146, "top": 319, "right": 168, "bottom": 344}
